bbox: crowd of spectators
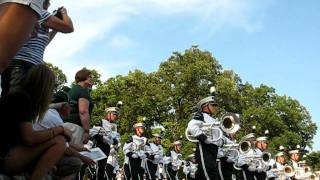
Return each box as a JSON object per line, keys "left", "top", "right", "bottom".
{"left": 0, "top": 0, "right": 96, "bottom": 179}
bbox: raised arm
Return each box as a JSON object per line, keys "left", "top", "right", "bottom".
{"left": 44, "top": 7, "right": 74, "bottom": 33}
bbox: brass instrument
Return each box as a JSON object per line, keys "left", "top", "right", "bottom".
{"left": 305, "top": 166, "right": 312, "bottom": 177}
{"left": 310, "top": 173, "right": 316, "bottom": 180}
{"left": 171, "top": 154, "right": 183, "bottom": 171}
{"left": 186, "top": 112, "right": 240, "bottom": 142}
{"left": 223, "top": 140, "right": 251, "bottom": 155}
{"left": 283, "top": 165, "right": 295, "bottom": 177}
{"left": 243, "top": 152, "right": 273, "bottom": 171}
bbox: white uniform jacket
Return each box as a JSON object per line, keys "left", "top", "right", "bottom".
{"left": 187, "top": 112, "right": 224, "bottom": 146}
{"left": 123, "top": 135, "right": 148, "bottom": 165}
{"left": 145, "top": 142, "right": 164, "bottom": 164}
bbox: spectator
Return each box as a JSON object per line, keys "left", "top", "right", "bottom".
{"left": 64, "top": 68, "right": 94, "bottom": 145}
{"left": 33, "top": 90, "right": 96, "bottom": 180}
{"left": 0, "top": 64, "right": 69, "bottom": 180}
{"left": 1, "top": 0, "right": 74, "bottom": 96}
{"left": 0, "top": 0, "right": 43, "bottom": 73}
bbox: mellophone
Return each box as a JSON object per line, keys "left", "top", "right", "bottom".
{"left": 185, "top": 112, "right": 318, "bottom": 179}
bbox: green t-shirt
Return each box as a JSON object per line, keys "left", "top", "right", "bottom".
{"left": 64, "top": 84, "right": 94, "bottom": 126}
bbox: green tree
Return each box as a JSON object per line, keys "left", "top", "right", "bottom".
{"left": 305, "top": 151, "right": 320, "bottom": 171}
{"left": 46, "top": 62, "right": 67, "bottom": 92}
{"left": 90, "top": 46, "right": 317, "bottom": 158}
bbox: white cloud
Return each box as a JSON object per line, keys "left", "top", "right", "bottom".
{"left": 45, "top": 0, "right": 269, "bottom": 82}
{"left": 109, "top": 35, "right": 135, "bottom": 49}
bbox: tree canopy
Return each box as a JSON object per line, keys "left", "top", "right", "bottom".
{"left": 48, "top": 46, "right": 317, "bottom": 159}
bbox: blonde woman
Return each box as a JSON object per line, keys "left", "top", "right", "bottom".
{"left": 0, "top": 64, "right": 70, "bottom": 180}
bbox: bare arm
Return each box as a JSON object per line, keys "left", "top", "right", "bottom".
{"left": 44, "top": 7, "right": 74, "bottom": 33}
{"left": 78, "top": 98, "right": 90, "bottom": 131}
{"left": 20, "top": 122, "right": 65, "bottom": 146}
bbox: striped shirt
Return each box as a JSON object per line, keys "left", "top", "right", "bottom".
{"left": 13, "top": 9, "right": 52, "bottom": 65}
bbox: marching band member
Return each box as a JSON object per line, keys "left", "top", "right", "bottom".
{"left": 218, "top": 133, "right": 238, "bottom": 180}
{"left": 288, "top": 147, "right": 304, "bottom": 180}
{"left": 164, "top": 140, "right": 183, "bottom": 180}
{"left": 106, "top": 145, "right": 121, "bottom": 180}
{"left": 255, "top": 136, "right": 271, "bottom": 180}
{"left": 235, "top": 133, "right": 257, "bottom": 180}
{"left": 268, "top": 150, "right": 286, "bottom": 180}
{"left": 145, "top": 133, "right": 164, "bottom": 180}
{"left": 91, "top": 106, "right": 121, "bottom": 180}
{"left": 123, "top": 122, "right": 148, "bottom": 180}
{"left": 186, "top": 95, "right": 224, "bottom": 180}
{"left": 183, "top": 153, "right": 198, "bottom": 180}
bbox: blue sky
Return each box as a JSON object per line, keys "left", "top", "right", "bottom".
{"left": 47, "top": 0, "right": 320, "bottom": 150}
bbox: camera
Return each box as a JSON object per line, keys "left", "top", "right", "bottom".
{"left": 52, "top": 7, "right": 63, "bottom": 20}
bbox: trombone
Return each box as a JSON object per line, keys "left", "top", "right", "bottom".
{"left": 186, "top": 112, "right": 240, "bottom": 143}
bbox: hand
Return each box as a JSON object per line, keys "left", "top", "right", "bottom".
{"left": 204, "top": 139, "right": 211, "bottom": 144}
{"left": 59, "top": 7, "right": 68, "bottom": 15}
{"left": 72, "top": 144, "right": 88, "bottom": 152}
{"left": 131, "top": 153, "right": 138, "bottom": 158}
{"left": 83, "top": 132, "right": 90, "bottom": 144}
{"left": 80, "top": 155, "right": 96, "bottom": 166}
{"left": 139, "top": 153, "right": 147, "bottom": 159}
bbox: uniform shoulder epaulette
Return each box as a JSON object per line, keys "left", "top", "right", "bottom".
{"left": 166, "top": 151, "right": 172, "bottom": 156}
{"left": 126, "top": 136, "right": 133, "bottom": 143}
{"left": 192, "top": 111, "right": 204, "bottom": 121}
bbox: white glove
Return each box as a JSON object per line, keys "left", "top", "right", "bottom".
{"left": 131, "top": 153, "right": 138, "bottom": 158}
{"left": 226, "top": 156, "right": 235, "bottom": 163}
{"left": 256, "top": 167, "right": 264, "bottom": 173}
{"left": 154, "top": 155, "right": 160, "bottom": 159}
{"left": 248, "top": 164, "right": 256, "bottom": 172}
{"left": 204, "top": 139, "right": 212, "bottom": 144}
{"left": 214, "top": 138, "right": 224, "bottom": 147}
{"left": 139, "top": 153, "right": 147, "bottom": 159}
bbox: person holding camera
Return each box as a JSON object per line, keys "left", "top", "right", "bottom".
{"left": 0, "top": 0, "right": 42, "bottom": 73}
{"left": 1, "top": 0, "right": 74, "bottom": 96}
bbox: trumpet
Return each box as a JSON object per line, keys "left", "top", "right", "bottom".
{"left": 305, "top": 166, "right": 312, "bottom": 177}
{"left": 186, "top": 112, "right": 240, "bottom": 143}
{"left": 310, "top": 173, "right": 317, "bottom": 180}
{"left": 261, "top": 152, "right": 272, "bottom": 164}
{"left": 283, "top": 165, "right": 295, "bottom": 177}
{"left": 223, "top": 140, "right": 252, "bottom": 155}
{"left": 245, "top": 152, "right": 273, "bottom": 171}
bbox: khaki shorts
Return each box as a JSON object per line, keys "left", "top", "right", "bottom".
{"left": 0, "top": 0, "right": 44, "bottom": 16}
{"left": 63, "top": 123, "right": 84, "bottom": 145}
{"left": 53, "top": 156, "right": 82, "bottom": 178}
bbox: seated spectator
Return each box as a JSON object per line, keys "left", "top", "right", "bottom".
{"left": 0, "top": 64, "right": 69, "bottom": 180}
{"left": 33, "top": 90, "right": 96, "bottom": 180}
